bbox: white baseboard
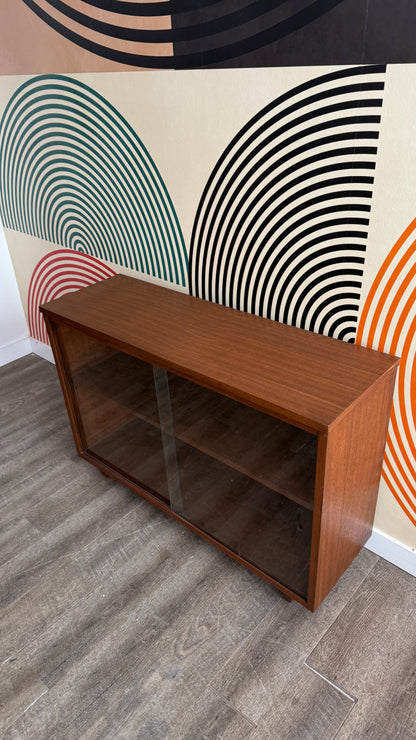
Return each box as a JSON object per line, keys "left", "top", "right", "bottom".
{"left": 365, "top": 528, "right": 416, "bottom": 577}
{"left": 30, "top": 338, "right": 55, "bottom": 363}
{"left": 0, "top": 337, "right": 32, "bottom": 366}
{"left": 0, "top": 337, "right": 55, "bottom": 366}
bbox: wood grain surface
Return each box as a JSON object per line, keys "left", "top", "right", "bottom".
{"left": 307, "top": 558, "right": 416, "bottom": 739}
{"left": 209, "top": 546, "right": 378, "bottom": 724}
{"left": 250, "top": 665, "right": 354, "bottom": 739}
{"left": 308, "top": 367, "right": 398, "bottom": 610}
{"left": 40, "top": 274, "right": 399, "bottom": 431}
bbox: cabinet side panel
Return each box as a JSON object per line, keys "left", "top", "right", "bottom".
{"left": 43, "top": 316, "right": 86, "bottom": 454}
{"left": 310, "top": 369, "right": 397, "bottom": 610}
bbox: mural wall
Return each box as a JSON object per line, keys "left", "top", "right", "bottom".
{"left": 0, "top": 0, "right": 415, "bottom": 549}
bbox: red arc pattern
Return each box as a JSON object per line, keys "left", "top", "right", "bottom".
{"left": 28, "top": 249, "right": 116, "bottom": 345}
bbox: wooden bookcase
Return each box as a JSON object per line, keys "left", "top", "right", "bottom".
{"left": 40, "top": 274, "right": 399, "bottom": 611}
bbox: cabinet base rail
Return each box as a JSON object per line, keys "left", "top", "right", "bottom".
{"left": 83, "top": 450, "right": 309, "bottom": 609}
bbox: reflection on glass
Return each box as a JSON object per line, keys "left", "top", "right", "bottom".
{"left": 153, "top": 365, "right": 183, "bottom": 516}
{"left": 57, "top": 326, "right": 169, "bottom": 502}
{"left": 56, "top": 324, "right": 317, "bottom": 598}
{"left": 166, "top": 374, "right": 317, "bottom": 598}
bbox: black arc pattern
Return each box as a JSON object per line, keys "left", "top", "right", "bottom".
{"left": 189, "top": 65, "right": 386, "bottom": 343}
{"left": 21, "top": 0, "right": 347, "bottom": 68}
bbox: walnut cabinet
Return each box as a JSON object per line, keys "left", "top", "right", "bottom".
{"left": 40, "top": 275, "right": 399, "bottom": 610}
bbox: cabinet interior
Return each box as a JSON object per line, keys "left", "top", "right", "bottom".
{"left": 58, "top": 324, "right": 317, "bottom": 598}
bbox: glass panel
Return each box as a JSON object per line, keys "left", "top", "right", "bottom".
{"left": 167, "top": 375, "right": 317, "bottom": 598}
{"left": 153, "top": 365, "right": 183, "bottom": 515}
{"left": 57, "top": 326, "right": 169, "bottom": 502}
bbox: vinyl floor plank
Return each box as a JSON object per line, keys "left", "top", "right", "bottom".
{"left": 48, "top": 566, "right": 272, "bottom": 740}
{"left": 0, "top": 657, "right": 48, "bottom": 734}
{"left": 0, "top": 425, "right": 75, "bottom": 500}
{"left": 170, "top": 685, "right": 256, "bottom": 740}
{"left": 250, "top": 665, "right": 354, "bottom": 740}
{"left": 4, "top": 539, "right": 276, "bottom": 739}
{"left": 115, "top": 686, "right": 255, "bottom": 740}
{"left": 72, "top": 491, "right": 155, "bottom": 553}
{"left": 0, "top": 557, "right": 95, "bottom": 663}
{"left": 0, "top": 516, "right": 41, "bottom": 567}
{"left": 307, "top": 559, "right": 416, "bottom": 740}
{"left": 0, "top": 392, "right": 28, "bottom": 423}
{"left": 71, "top": 498, "right": 187, "bottom": 584}
{"left": 0, "top": 455, "right": 79, "bottom": 523}
{"left": 25, "top": 469, "right": 123, "bottom": 534}
{"left": 0, "top": 355, "right": 55, "bottom": 398}
{"left": 0, "top": 479, "right": 138, "bottom": 609}
{"left": 0, "top": 458, "right": 100, "bottom": 527}
{"left": 0, "top": 359, "right": 71, "bottom": 483}
{"left": 71, "top": 496, "right": 279, "bottom": 645}
{"left": 23, "top": 520, "right": 209, "bottom": 688}
{"left": 0, "top": 382, "right": 68, "bottom": 444}
{"left": 209, "top": 547, "right": 378, "bottom": 724}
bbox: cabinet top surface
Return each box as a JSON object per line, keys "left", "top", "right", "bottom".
{"left": 41, "top": 275, "right": 399, "bottom": 431}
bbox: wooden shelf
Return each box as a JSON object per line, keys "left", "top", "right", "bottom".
{"left": 41, "top": 274, "right": 399, "bottom": 610}
{"left": 168, "top": 374, "right": 316, "bottom": 509}
{"left": 87, "top": 418, "right": 312, "bottom": 599}
{"left": 90, "top": 417, "right": 170, "bottom": 504}
{"left": 175, "top": 440, "right": 312, "bottom": 599}
{"left": 73, "top": 352, "right": 316, "bottom": 509}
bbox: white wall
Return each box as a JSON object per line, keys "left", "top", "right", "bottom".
{"left": 0, "top": 217, "right": 30, "bottom": 366}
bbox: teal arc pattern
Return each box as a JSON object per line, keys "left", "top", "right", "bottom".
{"left": 0, "top": 75, "right": 188, "bottom": 287}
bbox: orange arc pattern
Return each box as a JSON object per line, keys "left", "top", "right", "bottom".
{"left": 357, "top": 218, "right": 416, "bottom": 527}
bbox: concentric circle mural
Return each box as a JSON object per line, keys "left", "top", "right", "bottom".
{"left": 21, "top": 0, "right": 347, "bottom": 69}
{"left": 28, "top": 249, "right": 116, "bottom": 344}
{"left": 190, "top": 64, "right": 386, "bottom": 343}
{"left": 357, "top": 219, "right": 416, "bottom": 527}
{"left": 0, "top": 75, "right": 188, "bottom": 286}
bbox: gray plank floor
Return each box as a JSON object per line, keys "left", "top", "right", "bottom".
{"left": 1, "top": 354, "right": 415, "bottom": 740}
